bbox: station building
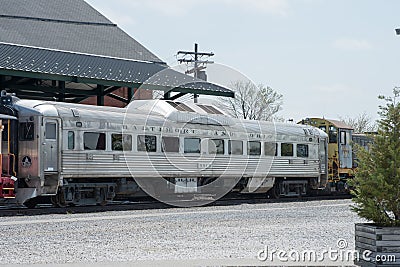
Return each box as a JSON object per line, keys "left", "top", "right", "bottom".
{"left": 0, "top": 0, "right": 233, "bottom": 106}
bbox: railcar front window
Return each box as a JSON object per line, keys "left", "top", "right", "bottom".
{"left": 162, "top": 136, "right": 179, "bottom": 153}
{"left": 228, "top": 140, "right": 243, "bottom": 155}
{"left": 265, "top": 142, "right": 277, "bottom": 156}
{"left": 209, "top": 139, "right": 224, "bottom": 154}
{"left": 184, "top": 138, "right": 201, "bottom": 153}
{"left": 19, "top": 122, "right": 34, "bottom": 141}
{"left": 281, "top": 143, "right": 294, "bottom": 156}
{"left": 137, "top": 135, "right": 157, "bottom": 152}
{"left": 45, "top": 122, "right": 56, "bottom": 140}
{"left": 248, "top": 141, "right": 261, "bottom": 156}
{"left": 84, "top": 132, "right": 106, "bottom": 150}
{"left": 319, "top": 126, "right": 327, "bottom": 132}
{"left": 112, "top": 134, "right": 132, "bottom": 151}
{"left": 297, "top": 144, "right": 309, "bottom": 158}
{"left": 328, "top": 126, "right": 337, "bottom": 143}
{"left": 68, "top": 131, "right": 74, "bottom": 150}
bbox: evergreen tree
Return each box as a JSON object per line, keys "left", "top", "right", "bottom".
{"left": 351, "top": 88, "right": 400, "bottom": 226}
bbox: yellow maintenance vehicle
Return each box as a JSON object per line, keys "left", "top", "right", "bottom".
{"left": 299, "top": 118, "right": 353, "bottom": 193}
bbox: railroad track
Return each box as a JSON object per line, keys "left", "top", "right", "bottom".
{"left": 0, "top": 194, "right": 351, "bottom": 217}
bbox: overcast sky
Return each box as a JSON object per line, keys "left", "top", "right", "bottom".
{"left": 86, "top": 0, "right": 400, "bottom": 122}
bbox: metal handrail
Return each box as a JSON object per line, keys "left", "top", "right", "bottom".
{"left": 9, "top": 153, "right": 16, "bottom": 177}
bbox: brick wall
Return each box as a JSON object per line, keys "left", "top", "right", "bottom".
{"left": 80, "top": 87, "right": 153, "bottom": 107}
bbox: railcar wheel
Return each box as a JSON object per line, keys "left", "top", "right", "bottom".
{"left": 50, "top": 195, "right": 58, "bottom": 206}
{"left": 98, "top": 188, "right": 108, "bottom": 206}
{"left": 56, "top": 192, "right": 67, "bottom": 207}
{"left": 268, "top": 184, "right": 281, "bottom": 199}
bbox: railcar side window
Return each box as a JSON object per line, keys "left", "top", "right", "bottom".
{"left": 248, "top": 141, "right": 261, "bottom": 156}
{"left": 84, "top": 132, "right": 106, "bottom": 150}
{"left": 297, "top": 144, "right": 309, "bottom": 158}
{"left": 68, "top": 131, "right": 74, "bottom": 150}
{"left": 209, "top": 139, "right": 224, "bottom": 154}
{"left": 228, "top": 140, "right": 243, "bottom": 155}
{"left": 162, "top": 136, "right": 179, "bottom": 153}
{"left": 112, "top": 134, "right": 132, "bottom": 151}
{"left": 19, "top": 122, "right": 34, "bottom": 141}
{"left": 137, "top": 135, "right": 157, "bottom": 152}
{"left": 281, "top": 143, "right": 294, "bottom": 156}
{"left": 264, "top": 142, "right": 277, "bottom": 156}
{"left": 184, "top": 138, "right": 201, "bottom": 153}
{"left": 45, "top": 122, "right": 56, "bottom": 140}
{"left": 340, "top": 131, "right": 346, "bottom": 145}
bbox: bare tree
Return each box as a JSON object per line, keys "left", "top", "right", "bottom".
{"left": 152, "top": 90, "right": 164, "bottom": 99}
{"left": 340, "top": 112, "right": 377, "bottom": 133}
{"left": 217, "top": 80, "right": 283, "bottom": 121}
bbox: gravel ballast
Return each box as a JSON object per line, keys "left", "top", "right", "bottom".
{"left": 0, "top": 199, "right": 365, "bottom": 266}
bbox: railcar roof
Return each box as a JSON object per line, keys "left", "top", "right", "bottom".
{"left": 11, "top": 99, "right": 328, "bottom": 138}
{"left": 300, "top": 117, "right": 353, "bottom": 130}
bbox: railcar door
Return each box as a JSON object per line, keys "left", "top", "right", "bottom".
{"left": 43, "top": 119, "right": 59, "bottom": 172}
{"left": 319, "top": 137, "right": 328, "bottom": 187}
{"left": 319, "top": 138, "right": 327, "bottom": 174}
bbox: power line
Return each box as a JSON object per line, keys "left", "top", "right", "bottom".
{"left": 177, "top": 43, "right": 214, "bottom": 103}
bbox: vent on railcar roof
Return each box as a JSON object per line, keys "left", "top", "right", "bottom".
{"left": 197, "top": 104, "right": 223, "bottom": 115}
{"left": 167, "top": 101, "right": 195, "bottom": 112}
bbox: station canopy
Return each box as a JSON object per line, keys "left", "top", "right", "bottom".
{"left": 0, "top": 0, "right": 234, "bottom": 104}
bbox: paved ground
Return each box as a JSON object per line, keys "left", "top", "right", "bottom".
{"left": 0, "top": 199, "right": 365, "bottom": 266}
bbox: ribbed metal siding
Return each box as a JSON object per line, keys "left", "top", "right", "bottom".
{"left": 61, "top": 152, "right": 320, "bottom": 179}
{"left": 269, "top": 159, "right": 320, "bottom": 177}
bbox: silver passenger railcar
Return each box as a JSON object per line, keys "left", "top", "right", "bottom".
{"left": 0, "top": 93, "right": 328, "bottom": 206}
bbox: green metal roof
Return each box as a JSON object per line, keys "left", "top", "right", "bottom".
{"left": 0, "top": 0, "right": 234, "bottom": 102}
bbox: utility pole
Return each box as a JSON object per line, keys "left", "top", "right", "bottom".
{"left": 177, "top": 43, "right": 214, "bottom": 103}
